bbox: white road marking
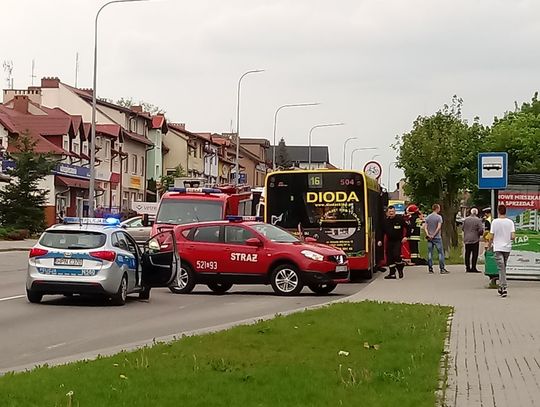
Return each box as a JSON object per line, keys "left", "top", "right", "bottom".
{"left": 46, "top": 342, "right": 67, "bottom": 350}
{"left": 0, "top": 294, "right": 25, "bottom": 302}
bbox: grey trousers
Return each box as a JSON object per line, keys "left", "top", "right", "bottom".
{"left": 495, "top": 251, "right": 510, "bottom": 288}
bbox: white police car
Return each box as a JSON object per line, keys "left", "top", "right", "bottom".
{"left": 26, "top": 217, "right": 178, "bottom": 305}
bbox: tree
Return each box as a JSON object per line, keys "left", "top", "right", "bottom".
{"left": 488, "top": 93, "right": 540, "bottom": 174}
{"left": 275, "top": 138, "right": 292, "bottom": 168}
{"left": 0, "top": 133, "right": 58, "bottom": 233}
{"left": 158, "top": 165, "right": 187, "bottom": 195}
{"left": 116, "top": 97, "right": 165, "bottom": 116}
{"left": 393, "top": 96, "right": 487, "bottom": 251}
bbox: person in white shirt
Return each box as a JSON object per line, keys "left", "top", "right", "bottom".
{"left": 489, "top": 204, "right": 515, "bottom": 298}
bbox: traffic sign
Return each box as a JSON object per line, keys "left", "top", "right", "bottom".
{"left": 478, "top": 152, "right": 508, "bottom": 189}
{"left": 363, "top": 161, "right": 382, "bottom": 181}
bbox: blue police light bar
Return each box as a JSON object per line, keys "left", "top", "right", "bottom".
{"left": 63, "top": 217, "right": 120, "bottom": 226}
{"left": 168, "top": 187, "right": 222, "bottom": 194}
{"left": 226, "top": 215, "right": 263, "bottom": 222}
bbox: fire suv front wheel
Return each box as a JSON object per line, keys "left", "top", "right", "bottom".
{"left": 169, "top": 264, "right": 196, "bottom": 294}
{"left": 270, "top": 264, "right": 304, "bottom": 296}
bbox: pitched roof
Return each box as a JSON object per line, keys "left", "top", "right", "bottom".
{"left": 0, "top": 105, "right": 72, "bottom": 155}
{"left": 95, "top": 124, "right": 122, "bottom": 138}
{"left": 122, "top": 130, "right": 153, "bottom": 146}
{"left": 269, "top": 145, "right": 329, "bottom": 163}
{"left": 151, "top": 115, "right": 168, "bottom": 133}
{"left": 241, "top": 138, "right": 270, "bottom": 148}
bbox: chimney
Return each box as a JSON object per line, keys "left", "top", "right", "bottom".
{"left": 41, "top": 77, "right": 60, "bottom": 88}
{"left": 13, "top": 95, "right": 29, "bottom": 114}
{"left": 131, "top": 105, "right": 143, "bottom": 113}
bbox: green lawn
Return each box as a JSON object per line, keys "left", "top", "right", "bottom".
{"left": 0, "top": 302, "right": 451, "bottom": 407}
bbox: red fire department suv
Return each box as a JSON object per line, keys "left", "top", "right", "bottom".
{"left": 168, "top": 216, "right": 350, "bottom": 296}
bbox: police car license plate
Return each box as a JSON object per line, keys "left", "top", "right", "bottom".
{"left": 335, "top": 265, "right": 348, "bottom": 273}
{"left": 54, "top": 258, "right": 83, "bottom": 266}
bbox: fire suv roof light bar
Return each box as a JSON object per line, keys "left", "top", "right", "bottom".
{"left": 169, "top": 187, "right": 222, "bottom": 194}
{"left": 226, "top": 216, "right": 264, "bottom": 222}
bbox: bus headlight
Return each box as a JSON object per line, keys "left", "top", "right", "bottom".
{"left": 301, "top": 250, "right": 324, "bottom": 262}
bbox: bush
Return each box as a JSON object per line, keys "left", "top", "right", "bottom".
{"left": 5, "top": 229, "right": 30, "bottom": 241}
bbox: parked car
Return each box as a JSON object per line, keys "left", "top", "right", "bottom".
{"left": 167, "top": 216, "right": 350, "bottom": 296}
{"left": 26, "top": 217, "right": 177, "bottom": 305}
{"left": 121, "top": 216, "right": 152, "bottom": 244}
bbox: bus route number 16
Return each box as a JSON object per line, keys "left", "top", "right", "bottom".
{"left": 308, "top": 174, "right": 322, "bottom": 188}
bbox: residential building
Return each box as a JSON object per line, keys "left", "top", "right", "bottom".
{"left": 269, "top": 145, "right": 332, "bottom": 170}
{"left": 162, "top": 123, "right": 189, "bottom": 176}
{"left": 3, "top": 77, "right": 155, "bottom": 212}
{"left": 0, "top": 95, "right": 90, "bottom": 225}
{"left": 224, "top": 135, "right": 270, "bottom": 187}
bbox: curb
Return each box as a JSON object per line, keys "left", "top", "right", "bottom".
{"left": 0, "top": 248, "right": 32, "bottom": 253}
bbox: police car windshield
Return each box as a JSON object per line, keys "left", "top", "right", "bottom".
{"left": 156, "top": 199, "right": 223, "bottom": 225}
{"left": 251, "top": 224, "right": 299, "bottom": 243}
{"left": 40, "top": 230, "right": 107, "bottom": 250}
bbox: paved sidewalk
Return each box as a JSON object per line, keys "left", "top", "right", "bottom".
{"left": 348, "top": 265, "right": 540, "bottom": 407}
{"left": 0, "top": 239, "right": 37, "bottom": 252}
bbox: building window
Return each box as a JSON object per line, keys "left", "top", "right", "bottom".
{"left": 156, "top": 164, "right": 160, "bottom": 178}
{"left": 124, "top": 158, "right": 128, "bottom": 174}
{"left": 104, "top": 140, "right": 111, "bottom": 160}
{"left": 63, "top": 137, "right": 69, "bottom": 151}
{"left": 83, "top": 142, "right": 88, "bottom": 156}
{"left": 73, "top": 142, "right": 80, "bottom": 154}
{"left": 132, "top": 154, "right": 137, "bottom": 175}
{"left": 137, "top": 193, "right": 143, "bottom": 201}
{"left": 140, "top": 156, "right": 144, "bottom": 176}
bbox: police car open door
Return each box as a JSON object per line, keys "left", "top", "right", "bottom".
{"left": 141, "top": 231, "right": 178, "bottom": 287}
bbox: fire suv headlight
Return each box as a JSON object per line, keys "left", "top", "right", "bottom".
{"left": 301, "top": 250, "right": 324, "bottom": 262}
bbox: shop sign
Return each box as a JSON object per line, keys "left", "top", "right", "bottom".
{"left": 131, "top": 201, "right": 158, "bottom": 215}
{"left": 130, "top": 176, "right": 142, "bottom": 189}
{"left": 52, "top": 163, "right": 90, "bottom": 179}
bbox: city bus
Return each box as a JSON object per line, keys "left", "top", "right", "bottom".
{"left": 264, "top": 170, "right": 387, "bottom": 279}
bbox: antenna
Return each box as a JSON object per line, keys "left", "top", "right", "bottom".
{"left": 3, "top": 60, "right": 13, "bottom": 89}
{"left": 30, "top": 59, "right": 36, "bottom": 86}
{"left": 75, "top": 52, "right": 79, "bottom": 88}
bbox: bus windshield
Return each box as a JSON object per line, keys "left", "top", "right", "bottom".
{"left": 156, "top": 199, "right": 223, "bottom": 225}
{"left": 265, "top": 171, "right": 366, "bottom": 255}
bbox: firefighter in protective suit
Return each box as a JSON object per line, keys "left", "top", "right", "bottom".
{"left": 406, "top": 204, "right": 427, "bottom": 265}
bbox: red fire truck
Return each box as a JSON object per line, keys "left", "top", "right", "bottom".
{"left": 151, "top": 179, "right": 260, "bottom": 235}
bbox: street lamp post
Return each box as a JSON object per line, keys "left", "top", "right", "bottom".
{"left": 350, "top": 147, "right": 377, "bottom": 170}
{"left": 272, "top": 102, "right": 319, "bottom": 170}
{"left": 342, "top": 137, "right": 357, "bottom": 169}
{"left": 387, "top": 161, "right": 398, "bottom": 191}
{"left": 308, "top": 123, "right": 345, "bottom": 169}
{"left": 234, "top": 69, "right": 264, "bottom": 187}
{"left": 89, "top": 0, "right": 148, "bottom": 217}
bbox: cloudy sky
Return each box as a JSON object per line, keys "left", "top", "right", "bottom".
{"left": 2, "top": 0, "right": 540, "bottom": 186}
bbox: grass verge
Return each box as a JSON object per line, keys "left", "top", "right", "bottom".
{"left": 0, "top": 301, "right": 451, "bottom": 407}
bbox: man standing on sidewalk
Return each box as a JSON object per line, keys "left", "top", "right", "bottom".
{"left": 379, "top": 205, "right": 408, "bottom": 279}
{"left": 462, "top": 208, "right": 484, "bottom": 273}
{"left": 424, "top": 204, "right": 450, "bottom": 274}
{"left": 489, "top": 204, "right": 515, "bottom": 298}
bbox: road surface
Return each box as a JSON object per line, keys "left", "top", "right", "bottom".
{"left": 0, "top": 251, "right": 369, "bottom": 373}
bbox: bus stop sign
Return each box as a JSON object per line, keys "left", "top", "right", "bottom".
{"left": 478, "top": 152, "right": 508, "bottom": 189}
